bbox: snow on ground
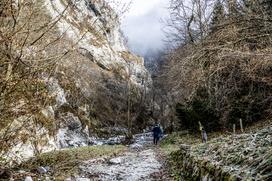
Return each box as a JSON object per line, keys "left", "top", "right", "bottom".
{"left": 67, "top": 132, "right": 163, "bottom": 181}
{"left": 78, "top": 149, "right": 161, "bottom": 181}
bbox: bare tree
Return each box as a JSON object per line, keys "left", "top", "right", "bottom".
{"left": 164, "top": 0, "right": 214, "bottom": 47}
{"left": 160, "top": 0, "right": 272, "bottom": 131}
{"left": 0, "top": 0, "right": 79, "bottom": 161}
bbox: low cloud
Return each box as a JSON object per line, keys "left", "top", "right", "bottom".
{"left": 121, "top": 0, "right": 170, "bottom": 56}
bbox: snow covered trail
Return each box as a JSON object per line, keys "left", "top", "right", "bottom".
{"left": 78, "top": 149, "right": 162, "bottom": 181}
{"left": 67, "top": 133, "right": 165, "bottom": 181}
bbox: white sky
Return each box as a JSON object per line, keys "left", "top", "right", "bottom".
{"left": 120, "top": 0, "right": 170, "bottom": 56}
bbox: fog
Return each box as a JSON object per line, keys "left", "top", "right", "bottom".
{"left": 120, "top": 0, "right": 170, "bottom": 56}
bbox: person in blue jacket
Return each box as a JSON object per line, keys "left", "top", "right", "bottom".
{"left": 152, "top": 123, "right": 163, "bottom": 145}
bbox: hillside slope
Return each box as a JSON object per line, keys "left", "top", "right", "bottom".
{"left": 163, "top": 125, "right": 272, "bottom": 181}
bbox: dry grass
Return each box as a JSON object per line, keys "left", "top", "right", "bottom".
{"left": 159, "top": 131, "right": 202, "bottom": 157}
{"left": 161, "top": 122, "right": 272, "bottom": 180}
{"left": 19, "top": 145, "right": 127, "bottom": 178}
{"left": 191, "top": 127, "right": 272, "bottom": 180}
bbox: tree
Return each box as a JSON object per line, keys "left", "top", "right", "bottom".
{"left": 160, "top": 0, "right": 272, "bottom": 131}
{"left": 210, "top": 0, "right": 225, "bottom": 33}
{"left": 0, "top": 0, "right": 65, "bottom": 159}
{"left": 164, "top": 0, "right": 215, "bottom": 46}
{"left": 227, "top": 0, "right": 239, "bottom": 17}
{"left": 261, "top": 0, "right": 272, "bottom": 16}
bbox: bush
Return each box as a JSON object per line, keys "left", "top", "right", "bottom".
{"left": 176, "top": 89, "right": 220, "bottom": 132}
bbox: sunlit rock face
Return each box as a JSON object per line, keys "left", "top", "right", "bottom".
{"left": 2, "top": 0, "right": 151, "bottom": 162}
{"left": 44, "top": 0, "right": 149, "bottom": 85}
{"left": 43, "top": 0, "right": 152, "bottom": 135}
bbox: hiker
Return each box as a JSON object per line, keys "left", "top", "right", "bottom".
{"left": 199, "top": 121, "right": 208, "bottom": 143}
{"left": 202, "top": 129, "right": 208, "bottom": 143}
{"left": 152, "top": 123, "right": 163, "bottom": 145}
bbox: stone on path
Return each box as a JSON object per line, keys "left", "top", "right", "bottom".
{"left": 37, "top": 166, "right": 48, "bottom": 174}
{"left": 24, "top": 176, "right": 33, "bottom": 181}
{"left": 109, "top": 157, "right": 123, "bottom": 165}
{"left": 129, "top": 143, "right": 144, "bottom": 150}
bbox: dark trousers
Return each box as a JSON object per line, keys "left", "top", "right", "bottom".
{"left": 153, "top": 136, "right": 159, "bottom": 145}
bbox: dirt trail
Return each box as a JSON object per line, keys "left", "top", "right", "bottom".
{"left": 68, "top": 133, "right": 167, "bottom": 181}
{"left": 79, "top": 148, "right": 161, "bottom": 180}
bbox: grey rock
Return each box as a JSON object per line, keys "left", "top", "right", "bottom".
{"left": 109, "top": 157, "right": 122, "bottom": 165}
{"left": 24, "top": 176, "right": 33, "bottom": 181}
{"left": 57, "top": 127, "right": 89, "bottom": 149}
{"left": 37, "top": 166, "right": 48, "bottom": 174}
{"left": 63, "top": 113, "right": 82, "bottom": 131}
{"left": 41, "top": 106, "right": 55, "bottom": 120}
{"left": 44, "top": 166, "right": 50, "bottom": 172}
{"left": 18, "top": 170, "right": 26, "bottom": 174}
{"left": 130, "top": 143, "right": 143, "bottom": 150}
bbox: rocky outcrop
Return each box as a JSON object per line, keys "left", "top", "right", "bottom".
{"left": 42, "top": 0, "right": 152, "bottom": 142}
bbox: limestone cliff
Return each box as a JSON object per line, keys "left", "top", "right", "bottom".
{"left": 0, "top": 0, "right": 151, "bottom": 163}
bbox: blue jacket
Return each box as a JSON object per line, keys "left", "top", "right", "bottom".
{"left": 152, "top": 126, "right": 162, "bottom": 137}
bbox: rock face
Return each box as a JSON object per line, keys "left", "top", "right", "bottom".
{"left": 1, "top": 0, "right": 151, "bottom": 163}
{"left": 43, "top": 0, "right": 151, "bottom": 145}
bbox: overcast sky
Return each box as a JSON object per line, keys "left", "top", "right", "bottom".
{"left": 120, "top": 0, "right": 170, "bottom": 56}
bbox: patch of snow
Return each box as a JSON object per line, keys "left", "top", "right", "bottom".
{"left": 24, "top": 176, "right": 33, "bottom": 181}
{"left": 134, "top": 132, "right": 153, "bottom": 145}
{"left": 75, "top": 178, "right": 91, "bottom": 181}
{"left": 65, "top": 177, "right": 90, "bottom": 181}
{"left": 129, "top": 143, "right": 143, "bottom": 150}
